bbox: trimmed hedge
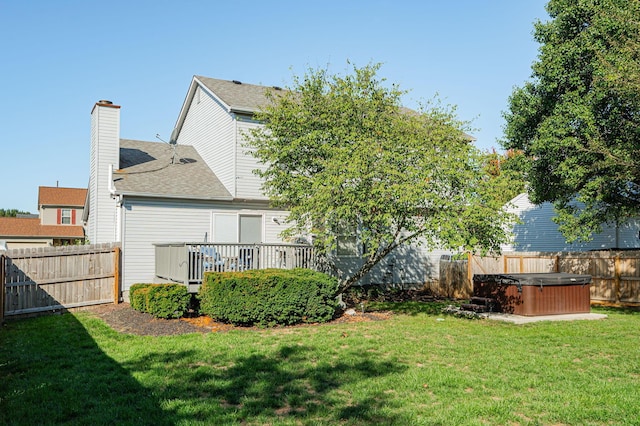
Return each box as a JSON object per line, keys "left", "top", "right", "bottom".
{"left": 129, "top": 283, "right": 190, "bottom": 319}
{"left": 198, "top": 268, "right": 339, "bottom": 326}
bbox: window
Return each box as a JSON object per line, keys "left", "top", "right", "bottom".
{"left": 212, "top": 213, "right": 263, "bottom": 243}
{"left": 61, "top": 209, "right": 71, "bottom": 224}
{"left": 213, "top": 214, "right": 237, "bottom": 242}
{"left": 239, "top": 215, "right": 262, "bottom": 244}
{"left": 336, "top": 224, "right": 360, "bottom": 257}
{"left": 337, "top": 235, "right": 359, "bottom": 256}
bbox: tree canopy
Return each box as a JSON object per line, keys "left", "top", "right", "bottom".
{"left": 0, "top": 209, "right": 31, "bottom": 217}
{"left": 481, "top": 149, "right": 527, "bottom": 206}
{"left": 502, "top": 0, "right": 640, "bottom": 242}
{"left": 249, "top": 63, "right": 514, "bottom": 294}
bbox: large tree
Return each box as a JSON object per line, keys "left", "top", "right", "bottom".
{"left": 481, "top": 149, "right": 527, "bottom": 206}
{"left": 249, "top": 63, "right": 513, "bottom": 295}
{"left": 502, "top": 0, "right": 640, "bottom": 242}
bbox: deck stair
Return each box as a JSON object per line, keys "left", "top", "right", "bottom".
{"left": 460, "top": 296, "right": 495, "bottom": 313}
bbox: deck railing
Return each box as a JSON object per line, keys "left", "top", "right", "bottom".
{"left": 154, "top": 242, "right": 315, "bottom": 291}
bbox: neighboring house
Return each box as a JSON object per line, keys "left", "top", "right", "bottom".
{"left": 38, "top": 186, "right": 86, "bottom": 227}
{"left": 502, "top": 193, "right": 640, "bottom": 251}
{"left": 0, "top": 186, "right": 86, "bottom": 249}
{"left": 86, "top": 77, "right": 452, "bottom": 299}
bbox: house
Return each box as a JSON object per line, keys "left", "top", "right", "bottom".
{"left": 85, "top": 77, "right": 452, "bottom": 300}
{"left": 0, "top": 186, "right": 86, "bottom": 249}
{"left": 502, "top": 193, "right": 640, "bottom": 251}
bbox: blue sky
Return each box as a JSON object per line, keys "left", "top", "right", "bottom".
{"left": 0, "top": 0, "right": 548, "bottom": 213}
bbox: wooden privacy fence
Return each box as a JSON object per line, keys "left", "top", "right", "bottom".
{"left": 1, "top": 243, "right": 120, "bottom": 321}
{"left": 439, "top": 251, "right": 640, "bottom": 305}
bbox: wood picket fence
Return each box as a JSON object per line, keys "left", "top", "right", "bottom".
{"left": 1, "top": 243, "right": 120, "bottom": 322}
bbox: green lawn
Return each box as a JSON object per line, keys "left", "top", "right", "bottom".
{"left": 1, "top": 304, "right": 639, "bottom": 425}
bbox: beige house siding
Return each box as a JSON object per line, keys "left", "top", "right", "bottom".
{"left": 39, "top": 207, "right": 84, "bottom": 226}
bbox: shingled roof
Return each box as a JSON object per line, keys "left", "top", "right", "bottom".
{"left": 195, "top": 76, "right": 284, "bottom": 114}
{"left": 0, "top": 217, "right": 84, "bottom": 238}
{"left": 38, "top": 186, "right": 87, "bottom": 207}
{"left": 113, "top": 139, "right": 232, "bottom": 200}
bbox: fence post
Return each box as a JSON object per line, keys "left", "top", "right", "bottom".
{"left": 614, "top": 254, "right": 621, "bottom": 304}
{"left": 113, "top": 246, "right": 121, "bottom": 304}
{"left": 467, "top": 252, "right": 473, "bottom": 288}
{"left": 0, "top": 255, "right": 5, "bottom": 324}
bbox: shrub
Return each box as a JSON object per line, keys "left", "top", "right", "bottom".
{"left": 130, "top": 284, "right": 152, "bottom": 312}
{"left": 198, "top": 269, "right": 338, "bottom": 326}
{"left": 129, "top": 283, "right": 190, "bottom": 319}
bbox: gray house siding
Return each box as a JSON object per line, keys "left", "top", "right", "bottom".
{"left": 503, "top": 193, "right": 640, "bottom": 251}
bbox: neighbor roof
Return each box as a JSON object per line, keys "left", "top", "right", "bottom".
{"left": 38, "top": 186, "right": 87, "bottom": 207}
{"left": 0, "top": 217, "right": 84, "bottom": 238}
{"left": 114, "top": 139, "right": 232, "bottom": 200}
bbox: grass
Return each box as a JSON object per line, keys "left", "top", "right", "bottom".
{"left": 1, "top": 304, "right": 639, "bottom": 425}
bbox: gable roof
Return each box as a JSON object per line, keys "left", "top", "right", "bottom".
{"left": 195, "top": 76, "right": 283, "bottom": 114}
{"left": 0, "top": 217, "right": 85, "bottom": 238}
{"left": 173, "top": 76, "right": 284, "bottom": 140}
{"left": 38, "top": 186, "right": 87, "bottom": 207}
{"left": 113, "top": 139, "right": 232, "bottom": 200}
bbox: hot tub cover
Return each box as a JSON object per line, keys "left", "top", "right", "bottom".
{"left": 473, "top": 273, "right": 592, "bottom": 286}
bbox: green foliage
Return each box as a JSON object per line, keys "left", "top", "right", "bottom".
{"left": 129, "top": 284, "right": 151, "bottom": 312}
{"left": 480, "top": 149, "right": 527, "bottom": 205}
{"left": 129, "top": 283, "right": 190, "bottom": 319}
{"left": 502, "top": 0, "right": 640, "bottom": 242}
{"left": 197, "top": 269, "right": 338, "bottom": 326}
{"left": 249, "top": 63, "right": 514, "bottom": 293}
{"left": 0, "top": 208, "right": 31, "bottom": 217}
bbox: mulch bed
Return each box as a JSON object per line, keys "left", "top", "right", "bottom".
{"left": 86, "top": 303, "right": 393, "bottom": 336}
{"left": 85, "top": 288, "right": 440, "bottom": 336}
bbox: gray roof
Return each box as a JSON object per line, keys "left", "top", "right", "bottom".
{"left": 195, "top": 76, "right": 285, "bottom": 114}
{"left": 114, "top": 139, "right": 232, "bottom": 200}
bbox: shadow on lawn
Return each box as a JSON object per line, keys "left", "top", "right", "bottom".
{"left": 0, "top": 314, "right": 173, "bottom": 426}
{"left": 367, "top": 300, "right": 458, "bottom": 316}
{"left": 122, "top": 344, "right": 408, "bottom": 424}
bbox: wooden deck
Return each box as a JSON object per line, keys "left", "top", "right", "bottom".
{"left": 154, "top": 242, "right": 315, "bottom": 292}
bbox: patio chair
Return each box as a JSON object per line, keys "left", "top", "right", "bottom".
{"left": 201, "top": 246, "right": 226, "bottom": 272}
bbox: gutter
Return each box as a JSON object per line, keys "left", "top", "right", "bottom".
{"left": 109, "top": 189, "right": 234, "bottom": 202}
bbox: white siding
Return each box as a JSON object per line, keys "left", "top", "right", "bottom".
{"left": 503, "top": 193, "right": 640, "bottom": 251}
{"left": 178, "top": 87, "right": 236, "bottom": 194}
{"left": 264, "top": 212, "right": 290, "bottom": 243}
{"left": 236, "top": 117, "right": 268, "bottom": 200}
{"left": 88, "top": 103, "right": 120, "bottom": 244}
{"left": 120, "top": 198, "right": 290, "bottom": 290}
{"left": 121, "top": 199, "right": 213, "bottom": 290}
{"left": 210, "top": 208, "right": 289, "bottom": 243}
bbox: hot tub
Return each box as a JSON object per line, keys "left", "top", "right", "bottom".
{"left": 472, "top": 273, "right": 592, "bottom": 316}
